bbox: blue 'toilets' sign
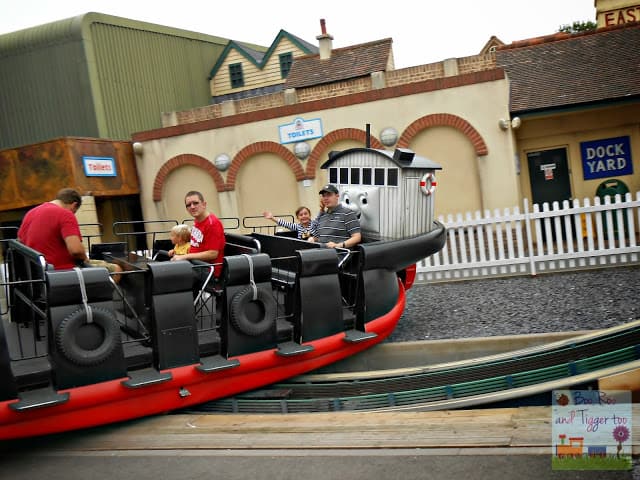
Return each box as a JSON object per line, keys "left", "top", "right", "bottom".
{"left": 581, "top": 136, "right": 633, "bottom": 180}
{"left": 82, "top": 156, "right": 117, "bottom": 177}
{"left": 278, "top": 117, "right": 323, "bottom": 144}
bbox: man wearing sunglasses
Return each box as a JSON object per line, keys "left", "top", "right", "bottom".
{"left": 173, "top": 190, "right": 225, "bottom": 278}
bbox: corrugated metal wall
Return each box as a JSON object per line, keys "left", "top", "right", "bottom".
{"left": 89, "top": 21, "right": 227, "bottom": 140}
{"left": 0, "top": 19, "right": 99, "bottom": 150}
{"left": 0, "top": 14, "right": 229, "bottom": 150}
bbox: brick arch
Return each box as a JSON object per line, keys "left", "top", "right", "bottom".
{"left": 398, "top": 114, "right": 488, "bottom": 156}
{"left": 306, "top": 128, "right": 384, "bottom": 177}
{"left": 226, "top": 141, "right": 304, "bottom": 190}
{"left": 152, "top": 153, "right": 226, "bottom": 201}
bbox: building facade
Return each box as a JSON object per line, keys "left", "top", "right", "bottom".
{"left": 1, "top": 2, "right": 638, "bottom": 242}
{"left": 133, "top": 14, "right": 639, "bottom": 229}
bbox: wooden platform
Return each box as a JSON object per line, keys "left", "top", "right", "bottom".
{"left": 600, "top": 367, "right": 640, "bottom": 403}
{"left": 15, "top": 405, "right": 638, "bottom": 454}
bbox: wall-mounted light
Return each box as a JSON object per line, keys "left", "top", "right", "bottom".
{"left": 499, "top": 117, "right": 522, "bottom": 131}
{"left": 214, "top": 153, "right": 231, "bottom": 171}
{"left": 132, "top": 142, "right": 143, "bottom": 155}
{"left": 293, "top": 141, "right": 310, "bottom": 160}
{"left": 380, "top": 127, "right": 398, "bottom": 147}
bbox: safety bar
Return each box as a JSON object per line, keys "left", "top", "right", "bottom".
{"left": 113, "top": 219, "right": 179, "bottom": 253}
{"left": 242, "top": 215, "right": 295, "bottom": 234}
{"left": 181, "top": 217, "right": 241, "bottom": 230}
{"left": 78, "top": 222, "right": 103, "bottom": 253}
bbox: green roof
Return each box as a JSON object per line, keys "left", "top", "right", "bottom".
{"left": 208, "top": 29, "right": 317, "bottom": 79}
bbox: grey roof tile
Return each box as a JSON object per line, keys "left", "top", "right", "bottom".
{"left": 497, "top": 23, "right": 640, "bottom": 113}
{"left": 286, "top": 38, "right": 393, "bottom": 88}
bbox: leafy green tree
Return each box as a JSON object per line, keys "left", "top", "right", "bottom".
{"left": 558, "top": 21, "right": 597, "bottom": 33}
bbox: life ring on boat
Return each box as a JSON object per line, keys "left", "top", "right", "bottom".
{"left": 419, "top": 172, "right": 437, "bottom": 196}
{"left": 229, "top": 286, "right": 276, "bottom": 336}
{"left": 55, "top": 306, "right": 120, "bottom": 366}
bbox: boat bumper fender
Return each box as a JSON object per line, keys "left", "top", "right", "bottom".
{"left": 55, "top": 307, "right": 120, "bottom": 366}
{"left": 229, "top": 285, "right": 277, "bottom": 336}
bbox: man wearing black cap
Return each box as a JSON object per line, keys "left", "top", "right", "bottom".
{"left": 311, "top": 184, "right": 361, "bottom": 249}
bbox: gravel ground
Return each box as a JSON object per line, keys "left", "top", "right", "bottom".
{"left": 388, "top": 265, "right": 640, "bottom": 342}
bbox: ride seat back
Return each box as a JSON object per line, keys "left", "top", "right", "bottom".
{"left": 47, "top": 268, "right": 126, "bottom": 390}
{"left": 249, "top": 233, "right": 318, "bottom": 258}
{"left": 294, "top": 248, "right": 344, "bottom": 342}
{"left": 225, "top": 232, "right": 261, "bottom": 255}
{"left": 6, "top": 239, "right": 50, "bottom": 325}
{"left": 220, "top": 253, "right": 277, "bottom": 357}
{"left": 90, "top": 242, "right": 126, "bottom": 261}
{"left": 148, "top": 261, "right": 199, "bottom": 369}
{"left": 0, "top": 319, "right": 18, "bottom": 401}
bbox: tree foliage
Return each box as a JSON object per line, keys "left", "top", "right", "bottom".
{"left": 558, "top": 21, "right": 597, "bottom": 33}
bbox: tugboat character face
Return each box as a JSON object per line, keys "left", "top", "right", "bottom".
{"left": 341, "top": 186, "right": 380, "bottom": 236}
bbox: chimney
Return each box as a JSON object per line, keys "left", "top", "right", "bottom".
{"left": 316, "top": 19, "right": 333, "bottom": 60}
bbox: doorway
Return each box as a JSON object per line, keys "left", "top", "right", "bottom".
{"left": 95, "top": 195, "right": 146, "bottom": 251}
{"left": 527, "top": 147, "right": 572, "bottom": 243}
{"left": 527, "top": 147, "right": 572, "bottom": 205}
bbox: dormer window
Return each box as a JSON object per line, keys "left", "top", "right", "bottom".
{"left": 229, "top": 63, "right": 244, "bottom": 88}
{"left": 279, "top": 52, "right": 293, "bottom": 79}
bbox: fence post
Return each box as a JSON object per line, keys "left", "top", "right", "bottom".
{"left": 562, "top": 200, "right": 575, "bottom": 269}
{"left": 627, "top": 193, "right": 638, "bottom": 263}
{"left": 572, "top": 198, "right": 586, "bottom": 268}
{"left": 523, "top": 198, "right": 536, "bottom": 276}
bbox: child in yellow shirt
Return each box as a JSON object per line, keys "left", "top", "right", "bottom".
{"left": 168, "top": 224, "right": 191, "bottom": 257}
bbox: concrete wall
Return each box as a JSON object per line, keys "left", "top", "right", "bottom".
{"left": 134, "top": 74, "right": 517, "bottom": 229}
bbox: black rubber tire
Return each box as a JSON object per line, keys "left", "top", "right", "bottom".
{"left": 55, "top": 306, "right": 120, "bottom": 366}
{"left": 229, "top": 286, "right": 276, "bottom": 336}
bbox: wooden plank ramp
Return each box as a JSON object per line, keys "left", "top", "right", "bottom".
{"left": 4, "top": 405, "right": 625, "bottom": 453}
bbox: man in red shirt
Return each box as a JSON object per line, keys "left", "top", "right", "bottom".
{"left": 18, "top": 188, "right": 122, "bottom": 282}
{"left": 172, "top": 190, "right": 225, "bottom": 277}
{"left": 18, "top": 188, "right": 89, "bottom": 270}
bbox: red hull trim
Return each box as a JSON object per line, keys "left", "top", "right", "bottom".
{"left": 0, "top": 283, "right": 405, "bottom": 440}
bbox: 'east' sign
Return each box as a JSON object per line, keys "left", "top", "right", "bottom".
{"left": 581, "top": 136, "right": 633, "bottom": 180}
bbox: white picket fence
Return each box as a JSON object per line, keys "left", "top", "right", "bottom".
{"left": 417, "top": 192, "right": 640, "bottom": 283}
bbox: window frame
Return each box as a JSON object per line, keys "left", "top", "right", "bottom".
{"left": 229, "top": 63, "right": 244, "bottom": 88}
{"left": 327, "top": 166, "right": 399, "bottom": 187}
{"left": 279, "top": 52, "right": 293, "bottom": 79}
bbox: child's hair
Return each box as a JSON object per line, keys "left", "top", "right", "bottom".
{"left": 171, "top": 224, "right": 192, "bottom": 243}
{"left": 295, "top": 206, "right": 311, "bottom": 217}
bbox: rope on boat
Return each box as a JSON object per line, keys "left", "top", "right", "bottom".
{"left": 73, "top": 267, "right": 93, "bottom": 324}
{"left": 241, "top": 253, "right": 258, "bottom": 301}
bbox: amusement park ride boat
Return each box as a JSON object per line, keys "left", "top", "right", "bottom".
{"left": 0, "top": 146, "right": 445, "bottom": 439}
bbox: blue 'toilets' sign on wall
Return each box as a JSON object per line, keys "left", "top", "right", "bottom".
{"left": 581, "top": 136, "right": 633, "bottom": 180}
{"left": 278, "top": 117, "right": 323, "bottom": 144}
{"left": 82, "top": 156, "right": 117, "bottom": 177}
